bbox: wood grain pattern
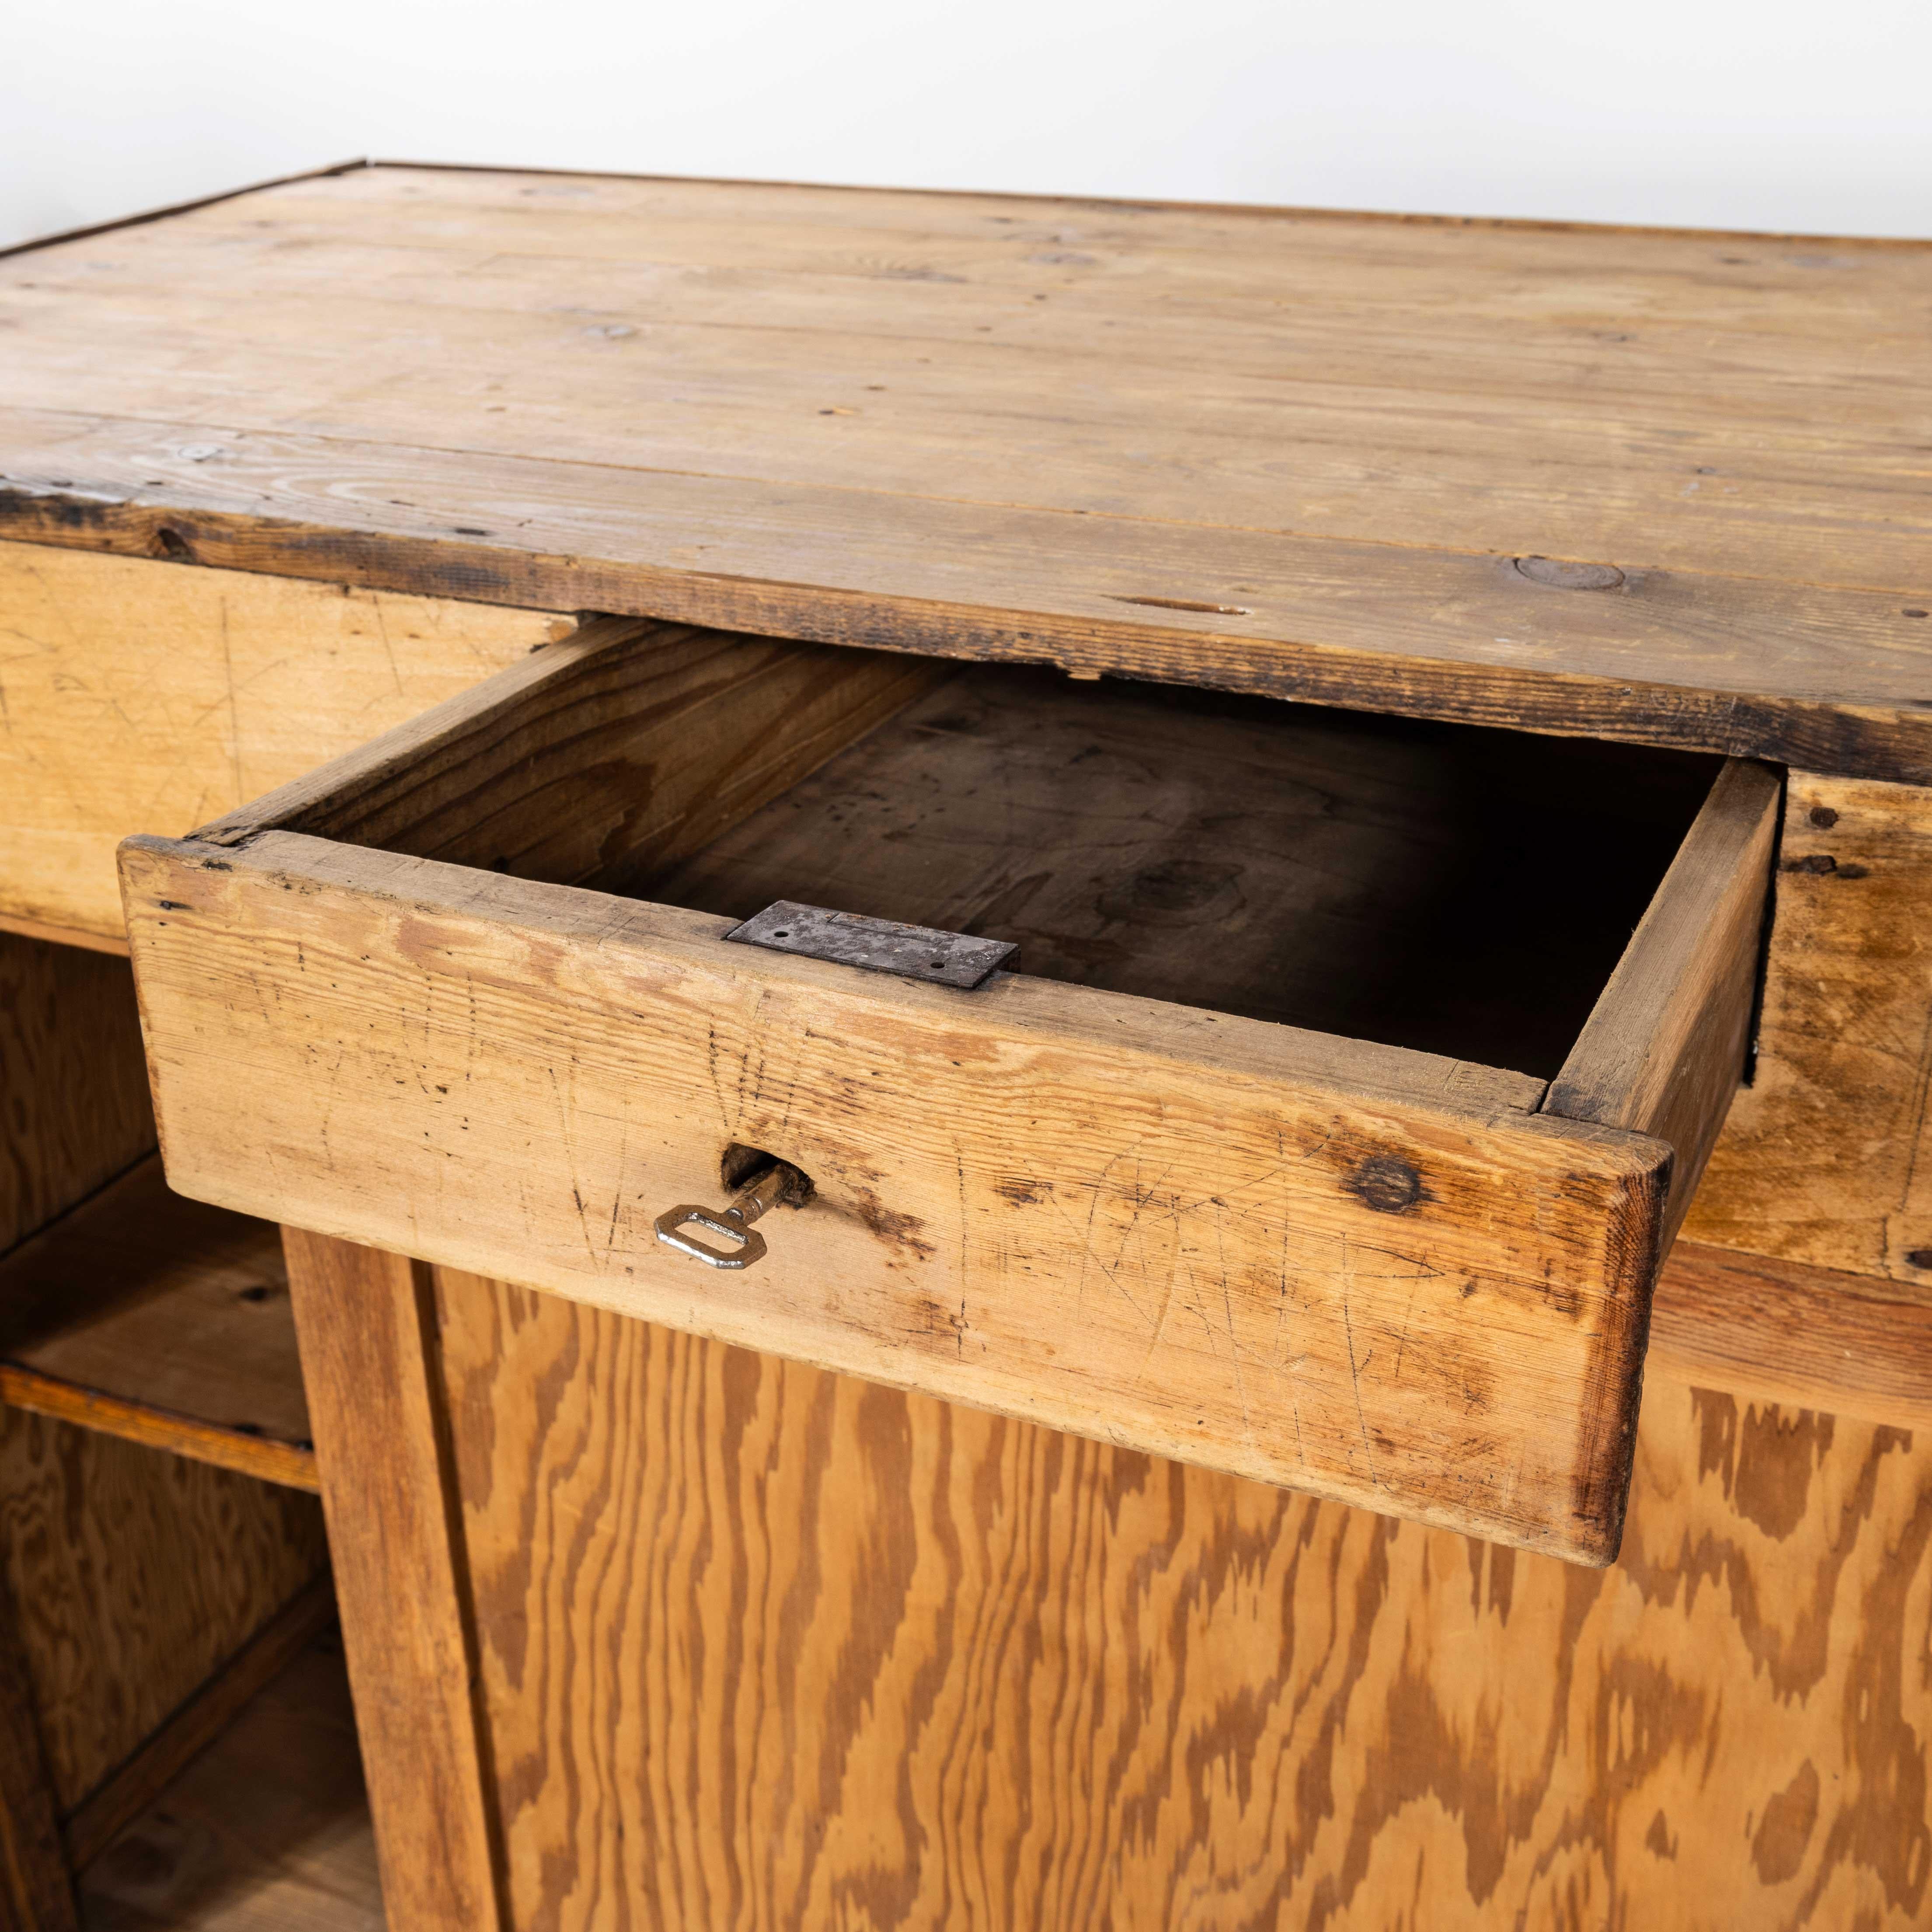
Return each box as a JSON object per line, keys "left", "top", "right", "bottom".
{"left": 129, "top": 828, "right": 1674, "bottom": 1558}
{"left": 1546, "top": 758, "right": 1781, "bottom": 1243}
{"left": 281, "top": 1228, "right": 501, "bottom": 1932}
{"left": 9, "top": 413, "right": 1932, "bottom": 786}
{"left": 0, "top": 539, "right": 569, "bottom": 942}
{"left": 195, "top": 611, "right": 943, "bottom": 886}
{"left": 1684, "top": 770, "right": 1932, "bottom": 1289}
{"left": 432, "top": 1269, "right": 1932, "bottom": 1932}
{"left": 0, "top": 1155, "right": 311, "bottom": 1487}
{"left": 76, "top": 1630, "right": 383, "bottom": 1932}
{"left": 0, "top": 1374, "right": 314, "bottom": 1497}
{"left": 1651, "top": 1239, "right": 1932, "bottom": 1434}
{"left": 0, "top": 1584, "right": 73, "bottom": 1932}
{"left": 1, "top": 165, "right": 1930, "bottom": 777}
{"left": 0, "top": 933, "right": 153, "bottom": 1259}
{"left": 60, "top": 1576, "right": 336, "bottom": 1873}
{"left": 0, "top": 1408, "right": 327, "bottom": 1812}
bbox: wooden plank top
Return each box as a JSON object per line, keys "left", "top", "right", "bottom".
{"left": 3, "top": 162, "right": 1930, "bottom": 776}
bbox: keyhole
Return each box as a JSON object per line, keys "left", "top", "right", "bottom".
{"left": 721, "top": 1142, "right": 815, "bottom": 1204}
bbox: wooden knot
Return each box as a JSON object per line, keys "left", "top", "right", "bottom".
{"left": 1513, "top": 556, "right": 1626, "bottom": 592}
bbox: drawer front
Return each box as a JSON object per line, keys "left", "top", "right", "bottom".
{"left": 123, "top": 831, "right": 1658, "bottom": 1559}
{"left": 120, "top": 616, "right": 1777, "bottom": 1563}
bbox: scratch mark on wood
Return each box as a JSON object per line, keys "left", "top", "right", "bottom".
{"left": 1343, "top": 1291, "right": 1381, "bottom": 1489}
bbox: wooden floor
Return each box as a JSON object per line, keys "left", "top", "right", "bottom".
{"left": 75, "top": 1633, "right": 382, "bottom": 1932}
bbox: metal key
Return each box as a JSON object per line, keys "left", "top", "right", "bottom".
{"left": 654, "top": 1159, "right": 804, "bottom": 1269}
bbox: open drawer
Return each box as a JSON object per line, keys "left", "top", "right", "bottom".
{"left": 118, "top": 617, "right": 1779, "bottom": 1563}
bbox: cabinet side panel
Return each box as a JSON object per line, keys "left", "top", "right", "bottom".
{"left": 0, "top": 1577, "right": 73, "bottom": 1931}
{"left": 0, "top": 1408, "right": 327, "bottom": 1811}
{"left": 0, "top": 933, "right": 153, "bottom": 1259}
{"left": 436, "top": 1275, "right": 1932, "bottom": 1932}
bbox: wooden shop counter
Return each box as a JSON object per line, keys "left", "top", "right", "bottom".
{"left": 3, "top": 161, "right": 1931, "bottom": 1928}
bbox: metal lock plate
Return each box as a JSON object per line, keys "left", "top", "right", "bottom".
{"left": 724, "top": 900, "right": 1019, "bottom": 990}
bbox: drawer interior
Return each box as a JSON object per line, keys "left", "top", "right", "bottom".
{"left": 614, "top": 663, "right": 1722, "bottom": 1082}
{"left": 200, "top": 619, "right": 1740, "bottom": 1090}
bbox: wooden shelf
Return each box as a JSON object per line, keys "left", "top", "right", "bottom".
{"left": 75, "top": 1618, "right": 381, "bottom": 1931}
{"left": 0, "top": 1159, "right": 315, "bottom": 1491}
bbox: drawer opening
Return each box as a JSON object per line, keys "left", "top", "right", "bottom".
{"left": 187, "top": 616, "right": 1734, "bottom": 1088}
{"left": 612, "top": 660, "right": 1724, "bottom": 1084}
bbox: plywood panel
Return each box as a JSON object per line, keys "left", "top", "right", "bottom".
{"left": 436, "top": 1272, "right": 1932, "bottom": 1931}
{"left": 0, "top": 1580, "right": 72, "bottom": 1931}
{"left": 0, "top": 1409, "right": 327, "bottom": 1811}
{"left": 60, "top": 1578, "right": 336, "bottom": 1874}
{"left": 0, "top": 933, "right": 152, "bottom": 1258}
{"left": 0, "top": 540, "right": 569, "bottom": 943}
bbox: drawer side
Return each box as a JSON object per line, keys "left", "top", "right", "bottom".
{"left": 1546, "top": 759, "right": 1782, "bottom": 1246}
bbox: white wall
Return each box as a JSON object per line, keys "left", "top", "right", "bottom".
{"left": 3, "top": 0, "right": 1928, "bottom": 251}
